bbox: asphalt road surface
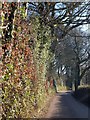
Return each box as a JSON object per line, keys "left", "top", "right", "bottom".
{"left": 46, "top": 91, "right": 89, "bottom": 118}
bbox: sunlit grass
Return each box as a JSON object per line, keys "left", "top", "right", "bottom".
{"left": 78, "top": 84, "right": 90, "bottom": 89}
{"left": 57, "top": 85, "right": 68, "bottom": 91}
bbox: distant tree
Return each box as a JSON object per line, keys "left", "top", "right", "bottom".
{"left": 52, "top": 29, "right": 90, "bottom": 91}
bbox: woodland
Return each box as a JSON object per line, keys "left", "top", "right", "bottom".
{"left": 0, "top": 2, "right": 90, "bottom": 118}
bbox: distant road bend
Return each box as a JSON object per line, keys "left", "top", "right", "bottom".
{"left": 46, "top": 91, "right": 89, "bottom": 118}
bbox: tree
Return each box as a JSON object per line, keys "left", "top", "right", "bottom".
{"left": 28, "top": 2, "right": 90, "bottom": 37}
{"left": 52, "top": 28, "right": 90, "bottom": 91}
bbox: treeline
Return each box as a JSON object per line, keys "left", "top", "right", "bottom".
{"left": 52, "top": 29, "right": 90, "bottom": 91}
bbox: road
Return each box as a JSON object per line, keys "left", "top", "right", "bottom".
{"left": 46, "top": 91, "right": 89, "bottom": 118}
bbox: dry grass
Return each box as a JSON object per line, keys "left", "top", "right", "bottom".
{"left": 35, "top": 94, "right": 55, "bottom": 118}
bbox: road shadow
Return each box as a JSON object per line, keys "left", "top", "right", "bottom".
{"left": 72, "top": 87, "right": 90, "bottom": 108}
{"left": 47, "top": 91, "right": 89, "bottom": 119}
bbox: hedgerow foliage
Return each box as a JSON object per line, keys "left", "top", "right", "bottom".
{"left": 1, "top": 3, "right": 55, "bottom": 118}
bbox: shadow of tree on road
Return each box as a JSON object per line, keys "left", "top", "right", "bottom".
{"left": 47, "top": 91, "right": 89, "bottom": 119}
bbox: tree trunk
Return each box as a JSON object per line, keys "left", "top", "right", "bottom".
{"left": 77, "top": 63, "right": 80, "bottom": 86}
{"left": 74, "top": 63, "right": 80, "bottom": 91}
{"left": 57, "top": 66, "right": 60, "bottom": 78}
{"left": 74, "top": 80, "right": 78, "bottom": 91}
